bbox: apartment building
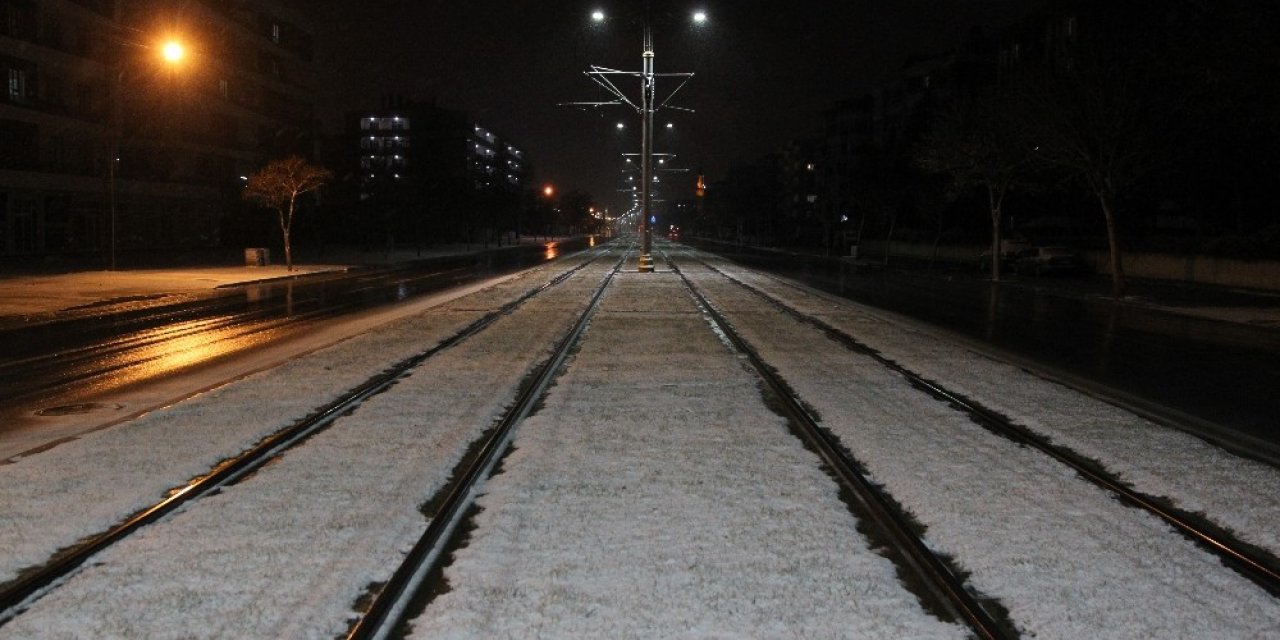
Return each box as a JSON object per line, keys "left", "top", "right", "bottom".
{"left": 347, "top": 98, "right": 528, "bottom": 245}
{"left": 0, "top": 0, "right": 315, "bottom": 262}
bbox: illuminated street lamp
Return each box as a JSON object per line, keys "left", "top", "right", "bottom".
{"left": 161, "top": 40, "right": 185, "bottom": 63}
{"left": 109, "top": 37, "right": 188, "bottom": 270}
{"left": 622, "top": 11, "right": 703, "bottom": 271}
{"left": 567, "top": 9, "right": 702, "bottom": 272}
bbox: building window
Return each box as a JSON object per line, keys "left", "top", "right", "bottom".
{"left": 44, "top": 75, "right": 64, "bottom": 108}
{"left": 258, "top": 51, "right": 280, "bottom": 78}
{"left": 3, "top": 2, "right": 33, "bottom": 39}
{"left": 8, "top": 67, "right": 27, "bottom": 102}
{"left": 218, "top": 78, "right": 229, "bottom": 99}
{"left": 361, "top": 116, "right": 411, "bottom": 132}
{"left": 271, "top": 22, "right": 280, "bottom": 44}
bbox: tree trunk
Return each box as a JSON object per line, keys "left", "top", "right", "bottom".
{"left": 883, "top": 210, "right": 897, "bottom": 267}
{"left": 281, "top": 200, "right": 294, "bottom": 272}
{"left": 1098, "top": 189, "right": 1125, "bottom": 297}
{"left": 988, "top": 183, "right": 1005, "bottom": 282}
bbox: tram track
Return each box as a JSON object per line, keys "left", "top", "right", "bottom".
{"left": 665, "top": 252, "right": 1012, "bottom": 640}
{"left": 0, "top": 248, "right": 615, "bottom": 628}
{"left": 344, "top": 250, "right": 627, "bottom": 640}
{"left": 676, "top": 250, "right": 1280, "bottom": 598}
{"left": 4, "top": 244, "right": 1273, "bottom": 637}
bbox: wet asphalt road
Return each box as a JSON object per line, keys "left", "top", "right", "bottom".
{"left": 0, "top": 240, "right": 591, "bottom": 413}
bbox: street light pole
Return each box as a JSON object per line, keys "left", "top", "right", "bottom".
{"left": 109, "top": 69, "right": 122, "bottom": 271}
{"left": 568, "top": 10, "right": 699, "bottom": 271}
{"left": 106, "top": 39, "right": 185, "bottom": 271}
{"left": 638, "top": 26, "right": 656, "bottom": 272}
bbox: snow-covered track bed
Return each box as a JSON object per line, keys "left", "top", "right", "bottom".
{"left": 0, "top": 249, "right": 619, "bottom": 637}
{"left": 348, "top": 253, "right": 626, "bottom": 640}
{"left": 666, "top": 257, "right": 1009, "bottom": 639}
{"left": 671, "top": 248, "right": 1280, "bottom": 638}
{"left": 684, "top": 252, "right": 1280, "bottom": 596}
{"left": 402, "top": 261, "right": 968, "bottom": 639}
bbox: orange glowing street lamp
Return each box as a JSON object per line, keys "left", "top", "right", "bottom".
{"left": 161, "top": 40, "right": 186, "bottom": 63}
{"left": 543, "top": 184, "right": 555, "bottom": 197}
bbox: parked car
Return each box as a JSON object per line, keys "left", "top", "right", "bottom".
{"left": 1012, "top": 246, "right": 1088, "bottom": 276}
{"left": 977, "top": 238, "right": 1032, "bottom": 271}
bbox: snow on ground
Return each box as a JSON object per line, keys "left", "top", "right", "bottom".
{"left": 0, "top": 260, "right": 613, "bottom": 638}
{"left": 4, "top": 245, "right": 1277, "bottom": 638}
{"left": 0, "top": 258, "right": 587, "bottom": 587}
{"left": 679, "top": 255, "right": 1280, "bottom": 638}
{"left": 407, "top": 270, "right": 964, "bottom": 639}
{"left": 709, "top": 257, "right": 1280, "bottom": 557}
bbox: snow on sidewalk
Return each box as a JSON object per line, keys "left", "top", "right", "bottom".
{"left": 408, "top": 272, "right": 964, "bottom": 639}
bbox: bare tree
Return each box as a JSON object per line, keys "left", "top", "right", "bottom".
{"left": 1016, "top": 20, "right": 1175, "bottom": 298}
{"left": 915, "top": 92, "right": 1031, "bottom": 281}
{"left": 243, "top": 156, "right": 332, "bottom": 271}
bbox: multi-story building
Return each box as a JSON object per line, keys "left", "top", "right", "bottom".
{"left": 0, "top": 0, "right": 316, "bottom": 263}
{"left": 347, "top": 98, "right": 528, "bottom": 246}
{"left": 776, "top": 137, "right": 823, "bottom": 246}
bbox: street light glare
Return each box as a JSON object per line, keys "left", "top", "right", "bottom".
{"left": 591, "top": 10, "right": 605, "bottom": 22}
{"left": 162, "top": 40, "right": 185, "bottom": 62}
{"left": 693, "top": 11, "right": 708, "bottom": 24}
{"left": 616, "top": 122, "right": 625, "bottom": 129}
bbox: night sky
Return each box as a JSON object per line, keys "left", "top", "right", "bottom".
{"left": 313, "top": 1, "right": 1045, "bottom": 212}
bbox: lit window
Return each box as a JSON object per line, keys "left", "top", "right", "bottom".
{"left": 8, "top": 68, "right": 27, "bottom": 101}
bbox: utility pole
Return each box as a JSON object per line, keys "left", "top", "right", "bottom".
{"left": 638, "top": 27, "right": 656, "bottom": 272}
{"left": 563, "top": 9, "right": 702, "bottom": 272}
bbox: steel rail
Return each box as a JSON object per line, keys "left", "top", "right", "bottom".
{"left": 665, "top": 254, "right": 1010, "bottom": 640}
{"left": 0, "top": 250, "right": 609, "bottom": 627}
{"left": 345, "top": 250, "right": 628, "bottom": 640}
{"left": 690, "top": 252, "right": 1280, "bottom": 598}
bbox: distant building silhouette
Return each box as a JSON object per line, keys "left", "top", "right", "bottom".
{"left": 341, "top": 98, "right": 528, "bottom": 248}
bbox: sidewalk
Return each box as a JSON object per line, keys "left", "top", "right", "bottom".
{"left": 0, "top": 264, "right": 348, "bottom": 319}
{"left": 0, "top": 241, "right": 564, "bottom": 320}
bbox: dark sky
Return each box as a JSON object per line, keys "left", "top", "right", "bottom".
{"left": 313, "top": 1, "right": 1045, "bottom": 213}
